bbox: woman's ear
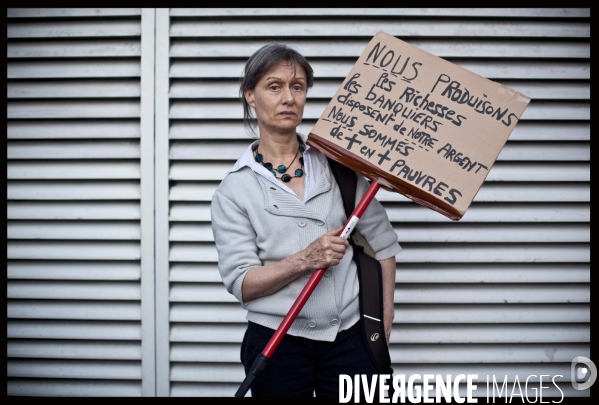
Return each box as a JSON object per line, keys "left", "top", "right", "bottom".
{"left": 244, "top": 89, "right": 255, "bottom": 107}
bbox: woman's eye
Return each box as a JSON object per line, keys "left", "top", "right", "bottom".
{"left": 269, "top": 85, "right": 279, "bottom": 91}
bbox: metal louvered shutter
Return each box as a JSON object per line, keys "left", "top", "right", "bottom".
{"left": 7, "top": 8, "right": 590, "bottom": 398}
{"left": 7, "top": 8, "right": 156, "bottom": 396}
{"left": 154, "top": 8, "right": 590, "bottom": 397}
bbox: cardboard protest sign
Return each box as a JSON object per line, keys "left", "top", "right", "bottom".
{"left": 307, "top": 31, "right": 531, "bottom": 220}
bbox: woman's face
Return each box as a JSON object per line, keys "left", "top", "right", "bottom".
{"left": 245, "top": 62, "right": 307, "bottom": 135}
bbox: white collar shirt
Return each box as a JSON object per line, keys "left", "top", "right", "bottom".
{"left": 228, "top": 133, "right": 327, "bottom": 203}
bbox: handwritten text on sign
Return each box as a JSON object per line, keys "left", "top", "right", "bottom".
{"left": 310, "top": 31, "right": 530, "bottom": 218}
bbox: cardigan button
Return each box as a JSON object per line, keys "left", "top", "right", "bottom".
{"left": 330, "top": 319, "right": 339, "bottom": 326}
{"left": 324, "top": 271, "right": 331, "bottom": 277}
{"left": 308, "top": 320, "right": 316, "bottom": 328}
{"left": 298, "top": 220, "right": 306, "bottom": 227}
{"left": 316, "top": 220, "right": 324, "bottom": 226}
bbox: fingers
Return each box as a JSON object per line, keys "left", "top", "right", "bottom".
{"left": 324, "top": 227, "right": 343, "bottom": 236}
{"left": 301, "top": 225, "right": 354, "bottom": 270}
{"left": 384, "top": 316, "right": 393, "bottom": 345}
{"left": 318, "top": 239, "right": 348, "bottom": 255}
{"left": 328, "top": 241, "right": 348, "bottom": 253}
{"left": 304, "top": 252, "right": 343, "bottom": 270}
{"left": 303, "top": 244, "right": 345, "bottom": 269}
{"left": 326, "top": 252, "right": 344, "bottom": 267}
{"left": 323, "top": 227, "right": 350, "bottom": 247}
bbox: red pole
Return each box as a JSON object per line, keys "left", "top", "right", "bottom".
{"left": 235, "top": 181, "right": 381, "bottom": 396}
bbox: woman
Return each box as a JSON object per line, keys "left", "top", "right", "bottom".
{"left": 211, "top": 43, "right": 402, "bottom": 397}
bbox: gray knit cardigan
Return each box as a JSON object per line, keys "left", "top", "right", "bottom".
{"left": 211, "top": 163, "right": 402, "bottom": 342}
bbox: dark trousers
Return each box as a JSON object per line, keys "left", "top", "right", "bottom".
{"left": 241, "top": 320, "right": 384, "bottom": 398}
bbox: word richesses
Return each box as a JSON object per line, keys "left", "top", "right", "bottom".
{"left": 397, "top": 86, "right": 467, "bottom": 127}
{"left": 336, "top": 74, "right": 470, "bottom": 136}
{"left": 329, "top": 72, "right": 447, "bottom": 139}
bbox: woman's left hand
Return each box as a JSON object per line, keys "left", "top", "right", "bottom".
{"left": 384, "top": 301, "right": 394, "bottom": 345}
{"left": 379, "top": 257, "right": 396, "bottom": 345}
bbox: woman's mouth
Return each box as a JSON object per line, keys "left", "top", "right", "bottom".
{"left": 279, "top": 111, "right": 297, "bottom": 117}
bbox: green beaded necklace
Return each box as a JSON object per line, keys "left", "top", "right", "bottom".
{"left": 253, "top": 138, "right": 305, "bottom": 183}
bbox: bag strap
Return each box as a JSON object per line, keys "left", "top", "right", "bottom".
{"left": 327, "top": 158, "right": 356, "bottom": 221}
{"left": 327, "top": 158, "right": 392, "bottom": 374}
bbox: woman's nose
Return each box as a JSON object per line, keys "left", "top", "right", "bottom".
{"left": 281, "top": 87, "right": 294, "bottom": 104}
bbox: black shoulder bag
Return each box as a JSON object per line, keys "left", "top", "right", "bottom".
{"left": 327, "top": 158, "right": 393, "bottom": 375}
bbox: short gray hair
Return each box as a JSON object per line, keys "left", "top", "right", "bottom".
{"left": 240, "top": 43, "right": 314, "bottom": 136}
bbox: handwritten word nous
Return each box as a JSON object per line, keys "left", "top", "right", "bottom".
{"left": 365, "top": 42, "right": 423, "bottom": 82}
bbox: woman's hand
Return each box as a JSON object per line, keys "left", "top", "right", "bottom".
{"left": 379, "top": 257, "right": 396, "bottom": 345}
{"left": 240, "top": 227, "right": 348, "bottom": 302}
{"left": 384, "top": 301, "right": 394, "bottom": 345}
{"left": 298, "top": 227, "right": 349, "bottom": 271}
